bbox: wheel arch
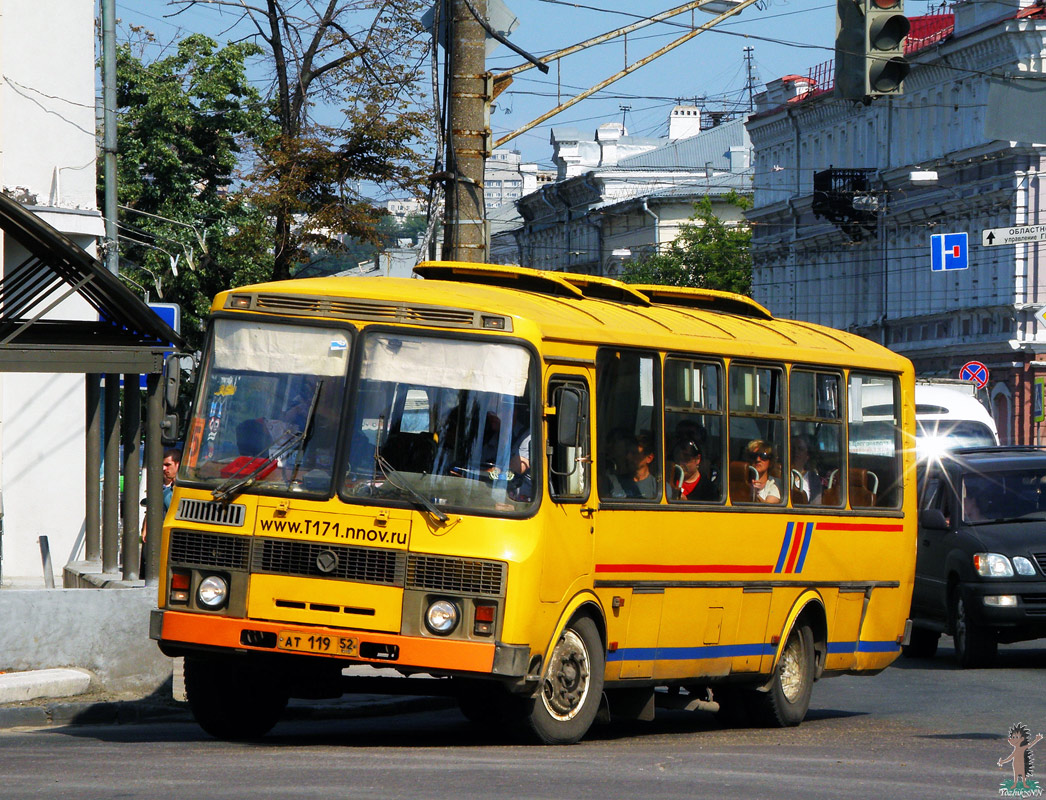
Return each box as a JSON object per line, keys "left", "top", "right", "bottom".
{"left": 539, "top": 591, "right": 607, "bottom": 673}
{"left": 772, "top": 590, "right": 828, "bottom": 679}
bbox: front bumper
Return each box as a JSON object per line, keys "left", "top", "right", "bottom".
{"left": 962, "top": 581, "right": 1046, "bottom": 635}
{"left": 151, "top": 609, "right": 530, "bottom": 677}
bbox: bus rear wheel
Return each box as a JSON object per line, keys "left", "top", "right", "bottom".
{"left": 747, "top": 622, "right": 814, "bottom": 728}
{"left": 526, "top": 616, "right": 604, "bottom": 745}
{"left": 184, "top": 656, "right": 289, "bottom": 740}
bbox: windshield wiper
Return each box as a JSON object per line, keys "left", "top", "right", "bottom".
{"left": 212, "top": 429, "right": 304, "bottom": 503}
{"left": 374, "top": 453, "right": 449, "bottom": 524}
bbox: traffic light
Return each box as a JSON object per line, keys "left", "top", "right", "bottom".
{"left": 835, "top": 0, "right": 911, "bottom": 101}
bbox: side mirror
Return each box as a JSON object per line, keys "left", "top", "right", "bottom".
{"left": 555, "top": 387, "right": 586, "bottom": 447}
{"left": 163, "top": 357, "right": 181, "bottom": 410}
{"left": 919, "top": 508, "right": 949, "bottom": 530}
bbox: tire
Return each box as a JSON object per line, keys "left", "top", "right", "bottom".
{"left": 901, "top": 626, "right": 940, "bottom": 659}
{"left": 747, "top": 622, "right": 815, "bottom": 728}
{"left": 184, "top": 656, "right": 289, "bottom": 740}
{"left": 526, "top": 616, "right": 605, "bottom": 745}
{"left": 950, "top": 591, "right": 997, "bottom": 669}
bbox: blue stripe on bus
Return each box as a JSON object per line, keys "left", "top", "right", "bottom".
{"left": 826, "top": 640, "right": 900, "bottom": 654}
{"left": 606, "top": 643, "right": 776, "bottom": 662}
{"left": 774, "top": 521, "right": 794, "bottom": 573}
{"left": 607, "top": 639, "right": 900, "bottom": 663}
{"left": 795, "top": 522, "right": 814, "bottom": 572}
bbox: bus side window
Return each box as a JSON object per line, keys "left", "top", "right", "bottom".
{"left": 596, "top": 349, "right": 662, "bottom": 502}
{"left": 848, "top": 373, "right": 902, "bottom": 509}
{"left": 548, "top": 379, "right": 590, "bottom": 500}
{"left": 664, "top": 358, "right": 724, "bottom": 503}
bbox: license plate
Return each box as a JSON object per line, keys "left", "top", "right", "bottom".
{"left": 276, "top": 630, "right": 358, "bottom": 657}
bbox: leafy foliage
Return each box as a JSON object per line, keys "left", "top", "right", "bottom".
{"left": 175, "top": 0, "right": 434, "bottom": 279}
{"left": 112, "top": 33, "right": 272, "bottom": 347}
{"left": 620, "top": 192, "right": 753, "bottom": 295}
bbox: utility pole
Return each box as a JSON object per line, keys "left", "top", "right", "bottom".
{"left": 743, "top": 45, "right": 757, "bottom": 113}
{"left": 443, "top": 0, "right": 490, "bottom": 263}
{"left": 101, "top": 0, "right": 119, "bottom": 275}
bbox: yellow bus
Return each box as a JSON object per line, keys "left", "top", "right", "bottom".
{"left": 151, "top": 262, "right": 916, "bottom": 744}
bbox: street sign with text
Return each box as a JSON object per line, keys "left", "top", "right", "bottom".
{"left": 982, "top": 224, "right": 1046, "bottom": 247}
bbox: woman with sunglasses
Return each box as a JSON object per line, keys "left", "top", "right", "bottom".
{"left": 746, "top": 439, "right": 781, "bottom": 504}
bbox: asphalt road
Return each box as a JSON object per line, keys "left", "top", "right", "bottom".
{"left": 3, "top": 637, "right": 1044, "bottom": 800}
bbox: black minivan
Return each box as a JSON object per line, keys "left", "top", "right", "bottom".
{"left": 907, "top": 446, "right": 1046, "bottom": 667}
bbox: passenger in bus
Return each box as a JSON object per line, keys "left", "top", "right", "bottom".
{"left": 790, "top": 434, "right": 822, "bottom": 505}
{"left": 607, "top": 431, "right": 659, "bottom": 499}
{"left": 746, "top": 439, "right": 781, "bottom": 504}
{"left": 669, "top": 440, "right": 717, "bottom": 501}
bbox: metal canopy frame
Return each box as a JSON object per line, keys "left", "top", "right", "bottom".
{"left": 0, "top": 193, "right": 184, "bottom": 373}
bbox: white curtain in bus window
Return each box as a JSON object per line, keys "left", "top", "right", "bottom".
{"left": 214, "top": 319, "right": 349, "bottom": 376}
{"left": 848, "top": 373, "right": 901, "bottom": 509}
{"left": 360, "top": 334, "right": 530, "bottom": 397}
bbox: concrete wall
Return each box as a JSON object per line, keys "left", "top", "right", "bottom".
{"left": 0, "top": 587, "right": 172, "bottom": 695}
{"left": 0, "top": 0, "right": 103, "bottom": 585}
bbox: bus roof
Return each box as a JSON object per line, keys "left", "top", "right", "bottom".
{"left": 213, "top": 262, "right": 911, "bottom": 374}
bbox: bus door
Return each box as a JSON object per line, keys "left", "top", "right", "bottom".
{"left": 538, "top": 374, "right": 593, "bottom": 604}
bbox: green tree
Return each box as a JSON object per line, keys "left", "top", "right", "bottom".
{"left": 174, "top": 0, "right": 433, "bottom": 280}
{"left": 113, "top": 33, "right": 273, "bottom": 347}
{"left": 620, "top": 192, "right": 753, "bottom": 295}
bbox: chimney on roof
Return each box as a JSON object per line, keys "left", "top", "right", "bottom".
{"left": 669, "top": 105, "right": 702, "bottom": 140}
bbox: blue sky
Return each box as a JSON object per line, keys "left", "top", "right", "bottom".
{"left": 110, "top": 1, "right": 903, "bottom": 183}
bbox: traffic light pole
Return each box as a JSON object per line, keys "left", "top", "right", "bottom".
{"left": 443, "top": 0, "right": 490, "bottom": 263}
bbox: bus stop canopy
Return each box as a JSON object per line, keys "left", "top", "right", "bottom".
{"left": 0, "top": 192, "right": 183, "bottom": 373}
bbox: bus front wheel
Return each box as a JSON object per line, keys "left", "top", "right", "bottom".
{"left": 184, "top": 655, "right": 289, "bottom": 740}
{"left": 747, "top": 622, "right": 814, "bottom": 727}
{"left": 526, "top": 616, "right": 605, "bottom": 745}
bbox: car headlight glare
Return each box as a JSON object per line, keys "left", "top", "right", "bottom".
{"left": 1013, "top": 556, "right": 1037, "bottom": 576}
{"left": 984, "top": 595, "right": 1018, "bottom": 607}
{"left": 197, "top": 575, "right": 229, "bottom": 608}
{"left": 425, "top": 599, "right": 459, "bottom": 635}
{"left": 973, "top": 552, "right": 1014, "bottom": 577}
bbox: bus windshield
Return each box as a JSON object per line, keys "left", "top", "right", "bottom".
{"left": 342, "top": 331, "right": 536, "bottom": 515}
{"left": 183, "top": 319, "right": 351, "bottom": 497}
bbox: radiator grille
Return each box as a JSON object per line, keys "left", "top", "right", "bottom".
{"left": 1033, "top": 553, "right": 1046, "bottom": 574}
{"left": 175, "top": 498, "right": 246, "bottom": 527}
{"left": 252, "top": 538, "right": 405, "bottom": 585}
{"left": 249, "top": 293, "right": 484, "bottom": 329}
{"left": 169, "top": 530, "right": 250, "bottom": 570}
{"left": 406, "top": 554, "right": 505, "bottom": 596}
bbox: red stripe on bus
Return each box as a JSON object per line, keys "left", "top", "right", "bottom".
{"left": 815, "top": 523, "right": 905, "bottom": 532}
{"left": 784, "top": 522, "right": 806, "bottom": 573}
{"left": 595, "top": 564, "right": 775, "bottom": 574}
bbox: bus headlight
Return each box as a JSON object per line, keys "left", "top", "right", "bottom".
{"left": 197, "top": 575, "right": 229, "bottom": 609}
{"left": 425, "top": 599, "right": 459, "bottom": 634}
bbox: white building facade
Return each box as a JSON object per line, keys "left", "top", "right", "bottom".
{"left": 0, "top": 1, "right": 102, "bottom": 584}
{"left": 746, "top": 0, "right": 1046, "bottom": 445}
{"left": 499, "top": 112, "right": 752, "bottom": 273}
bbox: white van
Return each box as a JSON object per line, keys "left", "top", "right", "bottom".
{"left": 858, "top": 381, "right": 999, "bottom": 460}
{"left": 911, "top": 382, "right": 999, "bottom": 457}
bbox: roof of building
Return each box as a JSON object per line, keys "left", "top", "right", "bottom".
{"left": 615, "top": 117, "right": 751, "bottom": 172}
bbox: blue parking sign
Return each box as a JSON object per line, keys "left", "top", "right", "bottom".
{"left": 931, "top": 232, "right": 968, "bottom": 271}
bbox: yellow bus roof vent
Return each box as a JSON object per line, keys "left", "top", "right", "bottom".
{"left": 631, "top": 284, "right": 773, "bottom": 320}
{"left": 413, "top": 262, "right": 583, "bottom": 299}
